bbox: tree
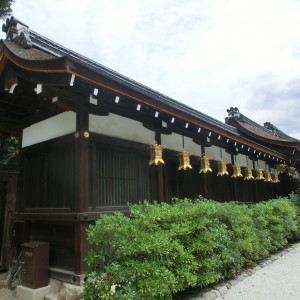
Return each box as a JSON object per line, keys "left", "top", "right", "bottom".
{"left": 0, "top": 135, "right": 18, "bottom": 164}
{"left": 0, "top": 0, "right": 14, "bottom": 20}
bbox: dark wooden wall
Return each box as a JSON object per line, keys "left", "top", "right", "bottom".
{"left": 20, "top": 145, "right": 76, "bottom": 211}
{"left": 89, "top": 144, "right": 158, "bottom": 209}
{"left": 15, "top": 134, "right": 297, "bottom": 281}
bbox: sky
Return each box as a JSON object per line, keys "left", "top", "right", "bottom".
{"left": 4, "top": 0, "right": 300, "bottom": 138}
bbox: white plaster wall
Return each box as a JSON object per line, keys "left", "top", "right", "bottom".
{"left": 256, "top": 159, "right": 267, "bottom": 170}
{"left": 22, "top": 111, "right": 76, "bottom": 148}
{"left": 161, "top": 133, "right": 201, "bottom": 156}
{"left": 205, "top": 145, "right": 231, "bottom": 162}
{"left": 235, "top": 153, "right": 248, "bottom": 167}
{"left": 89, "top": 113, "right": 154, "bottom": 145}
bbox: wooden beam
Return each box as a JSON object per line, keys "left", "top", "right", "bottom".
{"left": 40, "top": 86, "right": 108, "bottom": 116}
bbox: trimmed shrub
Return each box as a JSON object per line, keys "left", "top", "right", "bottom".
{"left": 84, "top": 197, "right": 299, "bottom": 300}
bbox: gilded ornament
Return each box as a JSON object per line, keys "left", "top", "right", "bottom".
{"left": 287, "top": 167, "right": 296, "bottom": 176}
{"left": 264, "top": 171, "right": 272, "bottom": 182}
{"left": 148, "top": 144, "right": 165, "bottom": 165}
{"left": 217, "top": 161, "right": 229, "bottom": 176}
{"left": 244, "top": 168, "right": 254, "bottom": 180}
{"left": 232, "top": 164, "right": 243, "bottom": 178}
{"left": 74, "top": 131, "right": 80, "bottom": 139}
{"left": 84, "top": 131, "right": 90, "bottom": 138}
{"left": 177, "top": 151, "right": 192, "bottom": 170}
{"left": 271, "top": 172, "right": 280, "bottom": 183}
{"left": 255, "top": 169, "right": 265, "bottom": 180}
{"left": 199, "top": 154, "right": 212, "bottom": 174}
{"left": 276, "top": 164, "right": 287, "bottom": 174}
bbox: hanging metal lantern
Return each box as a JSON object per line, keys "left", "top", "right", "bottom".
{"left": 264, "top": 171, "right": 272, "bottom": 182}
{"left": 271, "top": 172, "right": 280, "bottom": 183}
{"left": 217, "top": 161, "right": 229, "bottom": 176}
{"left": 148, "top": 144, "right": 165, "bottom": 165}
{"left": 276, "top": 164, "right": 287, "bottom": 174}
{"left": 232, "top": 164, "right": 243, "bottom": 178}
{"left": 178, "top": 151, "right": 192, "bottom": 170}
{"left": 287, "top": 166, "right": 296, "bottom": 176}
{"left": 199, "top": 154, "right": 212, "bottom": 174}
{"left": 255, "top": 168, "right": 265, "bottom": 180}
{"left": 244, "top": 168, "right": 254, "bottom": 180}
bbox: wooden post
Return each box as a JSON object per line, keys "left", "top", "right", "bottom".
{"left": 74, "top": 222, "right": 88, "bottom": 275}
{"left": 74, "top": 112, "right": 89, "bottom": 274}
{"left": 155, "top": 128, "right": 164, "bottom": 202}
{"left": 231, "top": 154, "right": 238, "bottom": 202}
{"left": 201, "top": 145, "right": 209, "bottom": 198}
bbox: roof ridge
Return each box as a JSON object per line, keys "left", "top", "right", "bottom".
{"left": 239, "top": 112, "right": 274, "bottom": 135}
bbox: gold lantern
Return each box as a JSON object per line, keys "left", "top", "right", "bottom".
{"left": 276, "top": 164, "right": 287, "bottom": 174}
{"left": 255, "top": 169, "right": 265, "bottom": 180}
{"left": 287, "top": 166, "right": 296, "bottom": 176}
{"left": 271, "top": 172, "right": 280, "bottom": 183}
{"left": 148, "top": 144, "right": 165, "bottom": 165}
{"left": 264, "top": 171, "right": 272, "bottom": 182}
{"left": 217, "top": 161, "right": 229, "bottom": 176}
{"left": 178, "top": 151, "right": 192, "bottom": 170}
{"left": 232, "top": 164, "right": 243, "bottom": 178}
{"left": 199, "top": 154, "right": 212, "bottom": 174}
{"left": 244, "top": 168, "right": 254, "bottom": 180}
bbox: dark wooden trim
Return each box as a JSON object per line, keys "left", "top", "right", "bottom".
{"left": 74, "top": 222, "right": 88, "bottom": 275}
{"left": 75, "top": 138, "right": 89, "bottom": 212}
{"left": 14, "top": 208, "right": 130, "bottom": 222}
{"left": 49, "top": 267, "right": 85, "bottom": 286}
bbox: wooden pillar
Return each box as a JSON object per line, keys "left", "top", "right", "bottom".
{"left": 155, "top": 128, "right": 164, "bottom": 202}
{"left": 74, "top": 112, "right": 89, "bottom": 274}
{"left": 231, "top": 154, "right": 238, "bottom": 202}
{"left": 201, "top": 145, "right": 209, "bottom": 199}
{"left": 253, "top": 160, "right": 259, "bottom": 202}
{"left": 74, "top": 222, "right": 88, "bottom": 275}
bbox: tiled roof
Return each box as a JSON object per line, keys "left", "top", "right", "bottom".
{"left": 26, "top": 29, "right": 240, "bottom": 136}
{"left": 231, "top": 112, "right": 299, "bottom": 144}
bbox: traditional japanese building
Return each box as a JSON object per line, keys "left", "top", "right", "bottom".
{"left": 0, "top": 17, "right": 299, "bottom": 284}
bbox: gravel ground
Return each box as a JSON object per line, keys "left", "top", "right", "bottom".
{"left": 0, "top": 288, "right": 18, "bottom": 300}
{"left": 217, "top": 243, "right": 300, "bottom": 300}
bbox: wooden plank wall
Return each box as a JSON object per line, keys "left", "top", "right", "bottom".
{"left": 89, "top": 143, "right": 158, "bottom": 209}
{"left": 20, "top": 146, "right": 76, "bottom": 211}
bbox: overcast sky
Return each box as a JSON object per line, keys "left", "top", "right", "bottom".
{"left": 5, "top": 0, "right": 300, "bottom": 138}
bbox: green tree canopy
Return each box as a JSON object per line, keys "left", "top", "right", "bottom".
{"left": 0, "top": 0, "right": 14, "bottom": 20}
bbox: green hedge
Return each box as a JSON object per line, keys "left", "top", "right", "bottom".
{"left": 83, "top": 197, "right": 299, "bottom": 300}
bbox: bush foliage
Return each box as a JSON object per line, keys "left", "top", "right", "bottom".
{"left": 84, "top": 197, "right": 299, "bottom": 299}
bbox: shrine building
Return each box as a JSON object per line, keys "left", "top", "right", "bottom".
{"left": 0, "top": 17, "right": 299, "bottom": 284}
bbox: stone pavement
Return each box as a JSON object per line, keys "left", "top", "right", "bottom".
{"left": 182, "top": 242, "right": 300, "bottom": 300}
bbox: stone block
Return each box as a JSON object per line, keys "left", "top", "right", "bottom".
{"left": 216, "top": 285, "right": 227, "bottom": 296}
{"left": 58, "top": 282, "right": 83, "bottom": 300}
{"left": 202, "top": 291, "right": 217, "bottom": 300}
{"left": 44, "top": 293, "right": 59, "bottom": 300}
{"left": 16, "top": 285, "right": 51, "bottom": 300}
{"left": 49, "top": 279, "right": 62, "bottom": 294}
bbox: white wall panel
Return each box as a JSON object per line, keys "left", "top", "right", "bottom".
{"left": 22, "top": 111, "right": 76, "bottom": 148}
{"left": 161, "top": 133, "right": 201, "bottom": 156}
{"left": 89, "top": 113, "right": 154, "bottom": 145}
